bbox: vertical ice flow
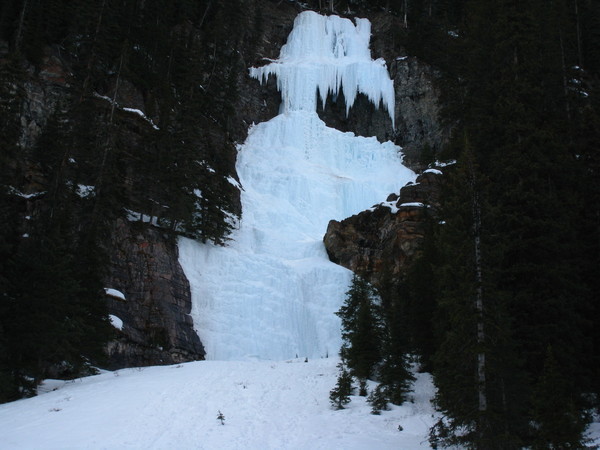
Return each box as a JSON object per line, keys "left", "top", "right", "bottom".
{"left": 250, "top": 12, "right": 396, "bottom": 127}
{"left": 179, "top": 11, "right": 415, "bottom": 360}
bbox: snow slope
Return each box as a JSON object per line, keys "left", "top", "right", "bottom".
{"left": 179, "top": 11, "right": 415, "bottom": 361}
{"left": 0, "top": 358, "right": 438, "bottom": 450}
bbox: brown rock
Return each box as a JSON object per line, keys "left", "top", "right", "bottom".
{"left": 323, "top": 171, "right": 442, "bottom": 290}
{"left": 105, "top": 219, "right": 205, "bottom": 369}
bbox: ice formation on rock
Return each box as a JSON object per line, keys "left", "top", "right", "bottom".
{"left": 250, "top": 11, "right": 396, "bottom": 127}
{"left": 179, "top": 11, "right": 415, "bottom": 360}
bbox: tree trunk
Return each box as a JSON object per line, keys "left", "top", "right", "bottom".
{"left": 81, "top": 0, "right": 107, "bottom": 100}
{"left": 558, "top": 27, "right": 572, "bottom": 122}
{"left": 469, "top": 158, "right": 487, "bottom": 437}
{"left": 14, "top": 0, "right": 29, "bottom": 51}
{"left": 574, "top": 0, "right": 583, "bottom": 68}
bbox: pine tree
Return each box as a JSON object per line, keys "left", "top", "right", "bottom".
{"left": 0, "top": 52, "right": 25, "bottom": 186}
{"left": 367, "top": 384, "right": 389, "bottom": 415}
{"left": 429, "top": 144, "right": 527, "bottom": 449}
{"left": 329, "top": 363, "right": 353, "bottom": 410}
{"left": 376, "top": 272, "right": 415, "bottom": 406}
{"left": 420, "top": 0, "right": 599, "bottom": 446}
{"left": 530, "top": 347, "right": 591, "bottom": 449}
{"left": 336, "top": 275, "right": 383, "bottom": 383}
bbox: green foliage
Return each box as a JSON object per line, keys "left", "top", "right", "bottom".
{"left": 376, "top": 271, "right": 415, "bottom": 406}
{"left": 367, "top": 384, "right": 389, "bottom": 415}
{"left": 0, "top": 54, "right": 25, "bottom": 184}
{"left": 407, "top": 0, "right": 600, "bottom": 446}
{"left": 336, "top": 274, "right": 383, "bottom": 381}
{"left": 399, "top": 230, "right": 437, "bottom": 371}
{"left": 335, "top": 273, "right": 414, "bottom": 410}
{"left": 329, "top": 363, "right": 353, "bottom": 410}
{"left": 1, "top": 221, "right": 110, "bottom": 399}
{"left": 530, "top": 347, "right": 592, "bottom": 449}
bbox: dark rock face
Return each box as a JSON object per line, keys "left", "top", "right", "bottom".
{"left": 316, "top": 13, "right": 450, "bottom": 172}
{"left": 105, "top": 219, "right": 205, "bottom": 369}
{"left": 223, "top": 1, "right": 298, "bottom": 145}
{"left": 9, "top": 48, "right": 205, "bottom": 368}
{"left": 323, "top": 171, "right": 442, "bottom": 288}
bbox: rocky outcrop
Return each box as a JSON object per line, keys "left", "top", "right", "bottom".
{"left": 323, "top": 170, "right": 442, "bottom": 288}
{"left": 105, "top": 219, "right": 205, "bottom": 369}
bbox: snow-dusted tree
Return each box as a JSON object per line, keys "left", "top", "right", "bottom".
{"left": 367, "top": 384, "right": 389, "bottom": 415}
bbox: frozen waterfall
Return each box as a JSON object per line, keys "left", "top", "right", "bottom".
{"left": 179, "top": 11, "right": 415, "bottom": 360}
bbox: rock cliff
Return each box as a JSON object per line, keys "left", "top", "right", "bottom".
{"left": 104, "top": 219, "right": 205, "bottom": 368}
{"left": 315, "top": 14, "right": 449, "bottom": 172}
{"left": 323, "top": 170, "right": 442, "bottom": 289}
{"left": 3, "top": 1, "right": 448, "bottom": 369}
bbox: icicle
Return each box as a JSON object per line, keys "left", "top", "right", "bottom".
{"left": 249, "top": 11, "right": 395, "bottom": 128}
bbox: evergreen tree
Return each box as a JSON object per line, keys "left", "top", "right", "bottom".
{"left": 0, "top": 53, "right": 25, "bottom": 186}
{"left": 329, "top": 363, "right": 353, "bottom": 410}
{"left": 336, "top": 275, "right": 383, "bottom": 383}
{"left": 429, "top": 145, "right": 527, "bottom": 449}
{"left": 400, "top": 227, "right": 437, "bottom": 371}
{"left": 367, "top": 384, "right": 389, "bottom": 415}
{"left": 418, "top": 0, "right": 600, "bottom": 445}
{"left": 530, "top": 347, "right": 591, "bottom": 449}
{"left": 376, "top": 272, "right": 415, "bottom": 406}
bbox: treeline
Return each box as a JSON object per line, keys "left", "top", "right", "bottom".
{"left": 0, "top": 0, "right": 261, "bottom": 402}
{"left": 423, "top": 0, "right": 600, "bottom": 447}
{"left": 333, "top": 0, "right": 600, "bottom": 448}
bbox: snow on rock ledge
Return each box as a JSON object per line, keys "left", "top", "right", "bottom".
{"left": 250, "top": 11, "right": 395, "bottom": 127}
{"left": 104, "top": 288, "right": 126, "bottom": 301}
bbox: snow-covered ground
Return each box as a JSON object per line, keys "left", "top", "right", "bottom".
{"left": 179, "top": 11, "right": 415, "bottom": 361}
{"left": 0, "top": 358, "right": 438, "bottom": 449}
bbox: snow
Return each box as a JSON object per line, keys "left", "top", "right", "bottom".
{"left": 109, "top": 314, "right": 124, "bottom": 330}
{"left": 0, "top": 358, "right": 439, "bottom": 449}
{"left": 179, "top": 11, "right": 415, "bottom": 361}
{"left": 250, "top": 11, "right": 396, "bottom": 127}
{"left": 124, "top": 209, "right": 160, "bottom": 226}
{"left": 8, "top": 187, "right": 46, "bottom": 199}
{"left": 399, "top": 202, "right": 425, "bottom": 208}
{"left": 423, "top": 168, "right": 442, "bottom": 175}
{"left": 76, "top": 184, "right": 95, "bottom": 198}
{"left": 93, "top": 93, "right": 159, "bottom": 130}
{"left": 104, "top": 288, "right": 126, "bottom": 301}
{"left": 226, "top": 176, "right": 241, "bottom": 189}
{"left": 433, "top": 159, "right": 456, "bottom": 167}
{"left": 122, "top": 107, "right": 160, "bottom": 130}
{"left": 377, "top": 201, "right": 399, "bottom": 213}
